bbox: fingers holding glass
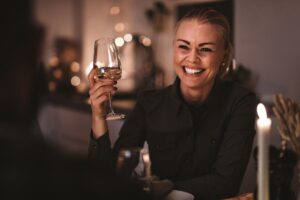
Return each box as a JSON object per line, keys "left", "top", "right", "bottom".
{"left": 93, "top": 37, "right": 125, "bottom": 120}
{"left": 89, "top": 80, "right": 116, "bottom": 118}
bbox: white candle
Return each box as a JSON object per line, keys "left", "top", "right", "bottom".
{"left": 257, "top": 103, "right": 272, "bottom": 200}
{"left": 142, "top": 152, "right": 151, "bottom": 178}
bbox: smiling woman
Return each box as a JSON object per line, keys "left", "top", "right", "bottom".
{"left": 88, "top": 8, "right": 257, "bottom": 200}
{"left": 172, "top": 9, "right": 233, "bottom": 106}
{"left": 174, "top": 21, "right": 227, "bottom": 104}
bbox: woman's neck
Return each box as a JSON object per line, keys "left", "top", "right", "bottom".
{"left": 180, "top": 82, "right": 214, "bottom": 106}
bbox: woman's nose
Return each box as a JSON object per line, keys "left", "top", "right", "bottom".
{"left": 187, "top": 49, "right": 199, "bottom": 63}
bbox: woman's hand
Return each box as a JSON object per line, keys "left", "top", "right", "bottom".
{"left": 88, "top": 68, "right": 116, "bottom": 138}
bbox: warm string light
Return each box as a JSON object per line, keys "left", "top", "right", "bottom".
{"left": 48, "top": 37, "right": 152, "bottom": 93}
{"left": 49, "top": 56, "right": 59, "bottom": 67}
{"left": 115, "top": 22, "right": 125, "bottom": 32}
{"left": 115, "top": 37, "right": 125, "bottom": 47}
{"left": 47, "top": 56, "right": 86, "bottom": 93}
{"left": 70, "top": 62, "right": 80, "bottom": 72}
{"left": 110, "top": 6, "right": 120, "bottom": 15}
{"left": 123, "top": 33, "right": 133, "bottom": 42}
{"left": 138, "top": 35, "right": 151, "bottom": 46}
{"left": 53, "top": 69, "right": 63, "bottom": 79}
{"left": 110, "top": 5, "right": 125, "bottom": 33}
{"left": 70, "top": 76, "right": 81, "bottom": 86}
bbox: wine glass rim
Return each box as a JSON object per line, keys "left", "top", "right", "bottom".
{"left": 95, "top": 37, "right": 114, "bottom": 44}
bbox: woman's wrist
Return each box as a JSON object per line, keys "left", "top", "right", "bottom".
{"left": 92, "top": 114, "right": 108, "bottom": 139}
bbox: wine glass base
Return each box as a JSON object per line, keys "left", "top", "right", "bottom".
{"left": 106, "top": 113, "right": 126, "bottom": 120}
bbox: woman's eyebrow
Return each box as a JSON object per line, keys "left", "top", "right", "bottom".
{"left": 176, "top": 39, "right": 190, "bottom": 45}
{"left": 198, "top": 42, "right": 216, "bottom": 47}
{"left": 176, "top": 39, "right": 216, "bottom": 47}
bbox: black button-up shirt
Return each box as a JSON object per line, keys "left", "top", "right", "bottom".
{"left": 89, "top": 78, "right": 257, "bottom": 199}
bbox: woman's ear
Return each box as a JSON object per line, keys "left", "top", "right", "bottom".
{"left": 219, "top": 50, "right": 233, "bottom": 79}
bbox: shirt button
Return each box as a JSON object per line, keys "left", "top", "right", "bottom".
{"left": 211, "top": 139, "right": 216, "bottom": 144}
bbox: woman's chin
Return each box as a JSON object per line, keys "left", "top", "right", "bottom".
{"left": 181, "top": 79, "right": 203, "bottom": 90}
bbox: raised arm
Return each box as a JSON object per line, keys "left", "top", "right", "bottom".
{"left": 88, "top": 83, "right": 146, "bottom": 167}
{"left": 87, "top": 67, "right": 115, "bottom": 162}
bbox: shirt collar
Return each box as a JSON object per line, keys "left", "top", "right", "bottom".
{"left": 170, "top": 76, "right": 222, "bottom": 110}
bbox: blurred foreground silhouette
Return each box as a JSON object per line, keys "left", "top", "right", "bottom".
{"left": 0, "top": 1, "right": 148, "bottom": 199}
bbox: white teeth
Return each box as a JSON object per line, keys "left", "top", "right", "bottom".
{"left": 184, "top": 67, "right": 204, "bottom": 74}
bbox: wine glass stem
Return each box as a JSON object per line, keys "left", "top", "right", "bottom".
{"left": 108, "top": 93, "right": 115, "bottom": 114}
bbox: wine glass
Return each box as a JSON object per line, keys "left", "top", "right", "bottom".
{"left": 116, "top": 148, "right": 141, "bottom": 178}
{"left": 93, "top": 37, "right": 125, "bottom": 120}
{"left": 116, "top": 148, "right": 153, "bottom": 192}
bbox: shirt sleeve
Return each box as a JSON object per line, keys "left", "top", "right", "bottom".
{"left": 88, "top": 131, "right": 113, "bottom": 164}
{"left": 174, "top": 92, "right": 257, "bottom": 199}
{"left": 87, "top": 95, "right": 147, "bottom": 168}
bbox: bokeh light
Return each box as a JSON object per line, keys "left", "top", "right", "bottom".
{"left": 71, "top": 76, "right": 81, "bottom": 86}
{"left": 114, "top": 22, "right": 125, "bottom": 32}
{"left": 48, "top": 81, "right": 57, "bottom": 91}
{"left": 49, "top": 56, "right": 59, "bottom": 67}
{"left": 115, "top": 37, "right": 125, "bottom": 47}
{"left": 70, "top": 62, "right": 80, "bottom": 72}
{"left": 110, "top": 6, "right": 120, "bottom": 15}
{"left": 53, "top": 69, "right": 63, "bottom": 79}
{"left": 141, "top": 36, "right": 151, "bottom": 46}
{"left": 124, "top": 33, "right": 133, "bottom": 42}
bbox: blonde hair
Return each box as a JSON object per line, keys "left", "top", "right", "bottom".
{"left": 176, "top": 8, "right": 233, "bottom": 78}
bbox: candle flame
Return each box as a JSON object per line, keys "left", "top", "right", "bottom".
{"left": 257, "top": 103, "right": 267, "bottom": 119}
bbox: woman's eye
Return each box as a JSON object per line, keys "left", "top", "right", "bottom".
{"left": 178, "top": 45, "right": 189, "bottom": 50}
{"left": 199, "top": 48, "right": 212, "bottom": 52}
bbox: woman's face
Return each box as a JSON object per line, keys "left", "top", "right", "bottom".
{"left": 173, "top": 20, "right": 226, "bottom": 91}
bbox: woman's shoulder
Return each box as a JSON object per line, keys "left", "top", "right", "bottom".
{"left": 218, "top": 80, "right": 258, "bottom": 109}
{"left": 220, "top": 79, "right": 256, "bottom": 98}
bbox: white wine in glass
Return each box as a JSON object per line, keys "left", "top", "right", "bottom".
{"left": 93, "top": 37, "right": 125, "bottom": 120}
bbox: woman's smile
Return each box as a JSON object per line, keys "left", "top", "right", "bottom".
{"left": 183, "top": 66, "right": 206, "bottom": 75}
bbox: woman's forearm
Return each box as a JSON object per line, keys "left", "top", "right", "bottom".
{"left": 92, "top": 115, "right": 108, "bottom": 139}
